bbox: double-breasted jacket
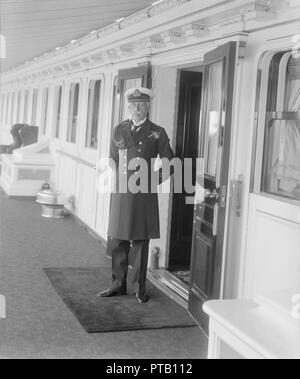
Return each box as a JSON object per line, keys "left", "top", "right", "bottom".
{"left": 108, "top": 118, "right": 174, "bottom": 241}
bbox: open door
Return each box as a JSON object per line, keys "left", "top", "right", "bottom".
{"left": 188, "top": 42, "right": 237, "bottom": 332}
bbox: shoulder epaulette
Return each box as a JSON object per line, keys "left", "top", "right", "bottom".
{"left": 120, "top": 119, "right": 130, "bottom": 127}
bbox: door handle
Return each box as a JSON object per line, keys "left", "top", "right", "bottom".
{"left": 205, "top": 189, "right": 219, "bottom": 201}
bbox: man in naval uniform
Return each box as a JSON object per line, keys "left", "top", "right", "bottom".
{"left": 100, "top": 87, "right": 175, "bottom": 303}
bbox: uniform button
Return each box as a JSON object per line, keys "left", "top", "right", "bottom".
{"left": 139, "top": 142, "right": 142, "bottom": 145}
{"left": 138, "top": 149, "right": 141, "bottom": 153}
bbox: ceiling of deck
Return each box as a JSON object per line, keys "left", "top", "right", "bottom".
{"left": 0, "top": 0, "right": 154, "bottom": 72}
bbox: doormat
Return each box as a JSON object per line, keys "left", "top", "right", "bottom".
{"left": 44, "top": 267, "right": 196, "bottom": 333}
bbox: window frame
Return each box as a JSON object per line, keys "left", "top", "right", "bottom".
{"left": 85, "top": 78, "right": 102, "bottom": 151}
{"left": 111, "top": 75, "right": 120, "bottom": 129}
{"left": 0, "top": 94, "right": 5, "bottom": 123}
{"left": 23, "top": 89, "right": 29, "bottom": 124}
{"left": 52, "top": 84, "right": 63, "bottom": 140}
{"left": 252, "top": 49, "right": 300, "bottom": 204}
{"left": 66, "top": 82, "right": 80, "bottom": 145}
{"left": 0, "top": 94, "right": 3, "bottom": 122}
{"left": 40, "top": 87, "right": 49, "bottom": 136}
{"left": 16, "top": 91, "right": 22, "bottom": 123}
{"left": 117, "top": 64, "right": 152, "bottom": 124}
{"left": 5, "top": 93, "right": 10, "bottom": 124}
{"left": 11, "top": 92, "right": 16, "bottom": 124}
{"left": 31, "top": 88, "right": 39, "bottom": 126}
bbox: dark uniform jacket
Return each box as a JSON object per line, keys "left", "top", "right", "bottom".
{"left": 108, "top": 118, "right": 175, "bottom": 241}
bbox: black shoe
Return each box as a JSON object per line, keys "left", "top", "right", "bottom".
{"left": 136, "top": 293, "right": 149, "bottom": 303}
{"left": 98, "top": 288, "right": 127, "bottom": 297}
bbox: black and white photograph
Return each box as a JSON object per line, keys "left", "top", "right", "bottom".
{"left": 0, "top": 0, "right": 300, "bottom": 362}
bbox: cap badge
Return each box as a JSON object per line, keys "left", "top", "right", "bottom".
{"left": 133, "top": 90, "right": 141, "bottom": 97}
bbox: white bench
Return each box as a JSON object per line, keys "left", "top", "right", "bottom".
{"left": 0, "top": 140, "right": 55, "bottom": 197}
{"left": 203, "top": 290, "right": 300, "bottom": 359}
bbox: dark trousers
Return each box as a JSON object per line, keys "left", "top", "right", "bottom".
{"left": 109, "top": 239, "right": 150, "bottom": 295}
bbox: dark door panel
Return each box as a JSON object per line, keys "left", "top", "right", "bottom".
{"left": 191, "top": 233, "right": 214, "bottom": 298}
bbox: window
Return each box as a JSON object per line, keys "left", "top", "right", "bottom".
{"left": 203, "top": 60, "right": 223, "bottom": 177}
{"left": 41, "top": 88, "right": 49, "bottom": 135}
{"left": 31, "top": 89, "right": 38, "bottom": 125}
{"left": 8, "top": 93, "right": 12, "bottom": 124}
{"left": 5, "top": 94, "right": 9, "bottom": 123}
{"left": 121, "top": 78, "right": 143, "bottom": 121}
{"left": 262, "top": 53, "right": 300, "bottom": 201}
{"left": 0, "top": 95, "right": 3, "bottom": 120}
{"left": 67, "top": 83, "right": 80, "bottom": 143}
{"left": 16, "top": 91, "right": 22, "bottom": 123}
{"left": 114, "top": 65, "right": 152, "bottom": 124}
{"left": 86, "top": 80, "right": 101, "bottom": 149}
{"left": 111, "top": 76, "right": 120, "bottom": 128}
{"left": 0, "top": 95, "right": 4, "bottom": 122}
{"left": 6, "top": 93, "right": 10, "bottom": 124}
{"left": 11, "top": 93, "right": 16, "bottom": 123}
{"left": 23, "top": 90, "right": 29, "bottom": 123}
{"left": 53, "top": 86, "right": 63, "bottom": 139}
{"left": 4, "top": 94, "right": 7, "bottom": 122}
